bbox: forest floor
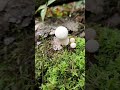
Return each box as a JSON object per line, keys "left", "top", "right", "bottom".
{"left": 35, "top": 1, "right": 86, "bottom": 89}
{"left": 35, "top": 1, "right": 120, "bottom": 90}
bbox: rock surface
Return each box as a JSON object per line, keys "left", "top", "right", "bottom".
{"left": 0, "top": 0, "right": 34, "bottom": 29}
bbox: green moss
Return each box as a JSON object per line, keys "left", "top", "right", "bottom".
{"left": 35, "top": 37, "right": 85, "bottom": 90}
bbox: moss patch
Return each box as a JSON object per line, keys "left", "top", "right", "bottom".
{"left": 35, "top": 37, "right": 85, "bottom": 90}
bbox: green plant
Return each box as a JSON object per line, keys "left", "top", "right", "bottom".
{"left": 75, "top": 0, "right": 85, "bottom": 9}
{"left": 35, "top": 0, "right": 56, "bottom": 21}
{"left": 35, "top": 37, "right": 85, "bottom": 90}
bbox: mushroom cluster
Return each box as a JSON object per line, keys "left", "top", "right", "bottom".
{"left": 53, "top": 26, "right": 77, "bottom": 50}
{"left": 70, "top": 38, "right": 76, "bottom": 48}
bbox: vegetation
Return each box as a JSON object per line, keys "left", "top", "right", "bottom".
{"left": 35, "top": 37, "right": 85, "bottom": 90}
{"left": 35, "top": 0, "right": 85, "bottom": 21}
{"left": 35, "top": 0, "right": 120, "bottom": 89}
{"left": 35, "top": 0, "right": 56, "bottom": 21}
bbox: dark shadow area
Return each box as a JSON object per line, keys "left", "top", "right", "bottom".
{"left": 35, "top": 0, "right": 80, "bottom": 8}
{"left": 0, "top": 0, "right": 35, "bottom": 89}
{"left": 85, "top": 0, "right": 120, "bottom": 89}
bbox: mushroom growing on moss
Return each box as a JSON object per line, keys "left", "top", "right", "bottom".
{"left": 70, "top": 42, "right": 76, "bottom": 48}
{"left": 70, "top": 38, "right": 75, "bottom": 43}
{"left": 55, "top": 26, "right": 69, "bottom": 45}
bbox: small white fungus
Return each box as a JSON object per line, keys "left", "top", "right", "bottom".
{"left": 70, "top": 43, "right": 76, "bottom": 48}
{"left": 70, "top": 38, "right": 75, "bottom": 43}
{"left": 55, "top": 26, "right": 68, "bottom": 39}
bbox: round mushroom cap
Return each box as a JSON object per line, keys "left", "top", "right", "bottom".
{"left": 55, "top": 26, "right": 68, "bottom": 39}
{"left": 70, "top": 42, "right": 76, "bottom": 48}
{"left": 70, "top": 38, "right": 75, "bottom": 43}
{"left": 86, "top": 39, "right": 99, "bottom": 53}
{"left": 85, "top": 28, "right": 96, "bottom": 40}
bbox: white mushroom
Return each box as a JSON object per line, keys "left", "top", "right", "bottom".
{"left": 70, "top": 38, "right": 75, "bottom": 43}
{"left": 86, "top": 39, "right": 99, "bottom": 53}
{"left": 70, "top": 43, "right": 76, "bottom": 48}
{"left": 59, "top": 37, "right": 69, "bottom": 45}
{"left": 55, "top": 26, "right": 69, "bottom": 45}
{"left": 55, "top": 26, "right": 68, "bottom": 39}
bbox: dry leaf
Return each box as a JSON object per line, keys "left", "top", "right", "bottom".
{"left": 63, "top": 21, "right": 79, "bottom": 31}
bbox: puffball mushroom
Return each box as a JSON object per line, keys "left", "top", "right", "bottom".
{"left": 70, "top": 38, "right": 75, "bottom": 43}
{"left": 55, "top": 26, "right": 69, "bottom": 45}
{"left": 85, "top": 28, "right": 96, "bottom": 40}
{"left": 70, "top": 43, "right": 76, "bottom": 48}
{"left": 55, "top": 26, "right": 68, "bottom": 39}
{"left": 86, "top": 39, "right": 99, "bottom": 53}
